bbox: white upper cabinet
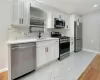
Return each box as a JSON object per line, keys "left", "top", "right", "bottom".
{"left": 71, "top": 14, "right": 82, "bottom": 22}
{"left": 47, "top": 11, "right": 69, "bottom": 29}
{"left": 75, "top": 15, "right": 82, "bottom": 22}
{"left": 47, "top": 11, "right": 63, "bottom": 29}
{"left": 63, "top": 14, "right": 70, "bottom": 29}
{"left": 47, "top": 12, "right": 54, "bottom": 28}
{"left": 23, "top": 0, "right": 30, "bottom": 26}
{"left": 12, "top": 0, "right": 21, "bottom": 25}
{"left": 53, "top": 12, "right": 65, "bottom": 20}
{"left": 12, "top": 0, "right": 70, "bottom": 30}
{"left": 52, "top": 12, "right": 60, "bottom": 19}
{"left": 12, "top": 0, "right": 30, "bottom": 27}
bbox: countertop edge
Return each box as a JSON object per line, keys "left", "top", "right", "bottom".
{"left": 7, "top": 38, "right": 59, "bottom": 45}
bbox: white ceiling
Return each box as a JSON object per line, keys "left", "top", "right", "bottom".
{"left": 36, "top": 0, "right": 100, "bottom": 15}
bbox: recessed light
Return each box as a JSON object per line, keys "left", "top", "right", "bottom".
{"left": 94, "top": 4, "right": 98, "bottom": 7}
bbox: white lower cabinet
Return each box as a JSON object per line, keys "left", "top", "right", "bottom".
{"left": 45, "top": 45, "right": 53, "bottom": 63}
{"left": 52, "top": 41, "right": 59, "bottom": 60}
{"left": 36, "top": 46, "right": 46, "bottom": 68}
{"left": 36, "top": 39, "right": 59, "bottom": 68}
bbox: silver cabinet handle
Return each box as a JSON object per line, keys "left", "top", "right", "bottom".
{"left": 45, "top": 47, "right": 47, "bottom": 52}
{"left": 22, "top": 19, "right": 23, "bottom": 24}
{"left": 45, "top": 47, "right": 48, "bottom": 52}
{"left": 12, "top": 45, "right": 36, "bottom": 50}
{"left": 19, "top": 18, "right": 21, "bottom": 24}
{"left": 47, "top": 47, "right": 48, "bottom": 52}
{"left": 19, "top": 18, "right": 23, "bottom": 24}
{"left": 59, "top": 15, "right": 62, "bottom": 19}
{"left": 30, "top": 3, "right": 31, "bottom": 7}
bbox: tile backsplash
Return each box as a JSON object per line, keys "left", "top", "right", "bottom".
{"left": 8, "top": 26, "right": 68, "bottom": 40}
{"left": 8, "top": 27, "right": 50, "bottom": 40}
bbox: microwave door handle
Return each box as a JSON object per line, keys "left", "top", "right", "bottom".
{"left": 64, "top": 22, "right": 65, "bottom": 26}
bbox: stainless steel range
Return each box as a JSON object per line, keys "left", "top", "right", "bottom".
{"left": 51, "top": 32, "right": 70, "bottom": 60}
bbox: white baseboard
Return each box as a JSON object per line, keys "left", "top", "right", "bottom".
{"left": 0, "top": 68, "right": 8, "bottom": 73}
{"left": 83, "top": 49, "right": 100, "bottom": 54}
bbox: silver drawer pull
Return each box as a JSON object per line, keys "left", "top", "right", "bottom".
{"left": 12, "top": 45, "right": 36, "bottom": 50}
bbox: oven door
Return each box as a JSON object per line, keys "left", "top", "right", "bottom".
{"left": 60, "top": 42, "right": 70, "bottom": 55}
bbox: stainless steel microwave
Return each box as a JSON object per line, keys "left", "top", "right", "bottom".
{"left": 54, "top": 18, "right": 65, "bottom": 28}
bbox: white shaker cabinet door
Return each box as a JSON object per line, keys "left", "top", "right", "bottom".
{"left": 47, "top": 12, "right": 54, "bottom": 28}
{"left": 45, "top": 46, "right": 53, "bottom": 63}
{"left": 22, "top": 0, "right": 30, "bottom": 26}
{"left": 13, "top": 0, "right": 22, "bottom": 25}
{"left": 45, "top": 40, "right": 59, "bottom": 62}
{"left": 36, "top": 39, "right": 59, "bottom": 68}
{"left": 52, "top": 40, "right": 59, "bottom": 60}
{"left": 12, "top": 0, "right": 30, "bottom": 27}
{"left": 36, "top": 46, "right": 46, "bottom": 68}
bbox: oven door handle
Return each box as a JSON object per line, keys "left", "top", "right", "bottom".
{"left": 60, "top": 41, "right": 70, "bottom": 43}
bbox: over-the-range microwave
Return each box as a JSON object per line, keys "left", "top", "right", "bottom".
{"left": 54, "top": 18, "right": 65, "bottom": 28}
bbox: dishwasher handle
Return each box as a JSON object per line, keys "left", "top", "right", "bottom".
{"left": 12, "top": 45, "right": 36, "bottom": 50}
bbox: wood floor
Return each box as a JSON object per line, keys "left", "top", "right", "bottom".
{"left": 0, "top": 71, "right": 8, "bottom": 80}
{"left": 78, "top": 54, "right": 100, "bottom": 80}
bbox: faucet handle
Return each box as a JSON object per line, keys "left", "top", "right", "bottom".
{"left": 39, "top": 30, "right": 42, "bottom": 38}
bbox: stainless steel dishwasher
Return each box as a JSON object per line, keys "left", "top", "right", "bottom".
{"left": 11, "top": 42, "right": 36, "bottom": 79}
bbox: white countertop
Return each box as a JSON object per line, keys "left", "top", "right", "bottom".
{"left": 7, "top": 38, "right": 59, "bottom": 44}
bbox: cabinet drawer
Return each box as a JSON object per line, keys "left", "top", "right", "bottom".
{"left": 36, "top": 39, "right": 59, "bottom": 47}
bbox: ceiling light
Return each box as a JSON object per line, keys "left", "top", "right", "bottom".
{"left": 94, "top": 5, "right": 98, "bottom": 7}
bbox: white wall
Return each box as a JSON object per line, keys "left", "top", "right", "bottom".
{"left": 0, "top": 0, "right": 12, "bottom": 70}
{"left": 82, "top": 10, "right": 100, "bottom": 52}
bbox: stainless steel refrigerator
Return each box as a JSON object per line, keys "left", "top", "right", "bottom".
{"left": 74, "top": 21, "right": 82, "bottom": 52}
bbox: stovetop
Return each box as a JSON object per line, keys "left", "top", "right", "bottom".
{"left": 52, "top": 36, "right": 70, "bottom": 42}
{"left": 51, "top": 32, "right": 70, "bottom": 42}
{"left": 52, "top": 36, "right": 69, "bottom": 39}
{"left": 57, "top": 36, "right": 69, "bottom": 39}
